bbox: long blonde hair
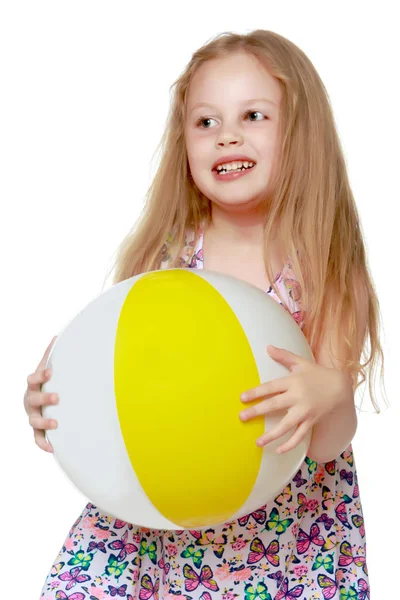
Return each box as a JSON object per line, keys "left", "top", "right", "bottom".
{"left": 105, "top": 29, "right": 387, "bottom": 412}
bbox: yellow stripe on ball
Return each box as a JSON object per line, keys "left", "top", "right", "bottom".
{"left": 114, "top": 269, "right": 264, "bottom": 528}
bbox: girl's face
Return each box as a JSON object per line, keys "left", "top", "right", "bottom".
{"left": 184, "top": 51, "right": 282, "bottom": 214}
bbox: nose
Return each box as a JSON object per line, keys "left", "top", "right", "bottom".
{"left": 217, "top": 131, "right": 244, "bottom": 148}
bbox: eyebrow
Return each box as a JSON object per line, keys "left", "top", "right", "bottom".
{"left": 189, "top": 98, "right": 278, "bottom": 114}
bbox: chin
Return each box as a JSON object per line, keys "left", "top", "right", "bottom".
{"left": 210, "top": 196, "right": 264, "bottom": 213}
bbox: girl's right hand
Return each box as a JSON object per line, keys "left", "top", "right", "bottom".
{"left": 23, "top": 336, "right": 59, "bottom": 453}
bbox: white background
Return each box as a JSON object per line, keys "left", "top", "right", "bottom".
{"left": 1, "top": 1, "right": 398, "bottom": 597}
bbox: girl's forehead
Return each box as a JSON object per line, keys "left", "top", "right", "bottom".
{"left": 186, "top": 54, "right": 281, "bottom": 110}
{"left": 186, "top": 86, "right": 281, "bottom": 118}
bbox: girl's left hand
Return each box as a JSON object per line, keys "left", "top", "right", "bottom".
{"left": 239, "top": 345, "right": 351, "bottom": 454}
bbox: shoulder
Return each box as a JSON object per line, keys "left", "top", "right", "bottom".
{"left": 159, "top": 231, "right": 175, "bottom": 270}
{"left": 272, "top": 253, "right": 305, "bottom": 329}
{"left": 160, "top": 228, "right": 198, "bottom": 270}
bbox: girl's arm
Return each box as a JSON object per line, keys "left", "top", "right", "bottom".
{"left": 240, "top": 279, "right": 369, "bottom": 463}
{"left": 307, "top": 371, "right": 357, "bottom": 463}
{"left": 306, "top": 285, "right": 368, "bottom": 463}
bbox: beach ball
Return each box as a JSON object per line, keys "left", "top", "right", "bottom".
{"left": 42, "top": 268, "right": 313, "bottom": 530}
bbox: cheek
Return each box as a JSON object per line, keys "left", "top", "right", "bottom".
{"left": 185, "top": 127, "right": 211, "bottom": 155}
{"left": 186, "top": 141, "right": 212, "bottom": 178}
{"left": 255, "top": 129, "right": 277, "bottom": 153}
{"left": 266, "top": 133, "right": 280, "bottom": 159}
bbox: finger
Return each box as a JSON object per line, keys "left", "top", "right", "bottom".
{"left": 241, "top": 377, "right": 289, "bottom": 402}
{"left": 29, "top": 414, "right": 58, "bottom": 431}
{"left": 27, "top": 368, "right": 52, "bottom": 390}
{"left": 276, "top": 420, "right": 311, "bottom": 454}
{"left": 267, "top": 346, "right": 314, "bottom": 370}
{"left": 256, "top": 413, "right": 301, "bottom": 447}
{"left": 34, "top": 429, "right": 54, "bottom": 453}
{"left": 36, "top": 336, "right": 58, "bottom": 372}
{"left": 27, "top": 390, "right": 59, "bottom": 409}
{"left": 240, "top": 393, "right": 291, "bottom": 421}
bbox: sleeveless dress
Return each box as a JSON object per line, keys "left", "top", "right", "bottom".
{"left": 40, "top": 228, "right": 370, "bottom": 600}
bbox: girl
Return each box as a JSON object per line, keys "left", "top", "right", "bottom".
{"left": 25, "top": 29, "right": 386, "bottom": 599}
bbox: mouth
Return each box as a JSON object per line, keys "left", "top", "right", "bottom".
{"left": 211, "top": 157, "right": 257, "bottom": 173}
{"left": 212, "top": 162, "right": 256, "bottom": 181}
{"left": 213, "top": 163, "right": 256, "bottom": 175}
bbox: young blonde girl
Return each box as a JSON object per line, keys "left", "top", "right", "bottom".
{"left": 25, "top": 29, "right": 386, "bottom": 599}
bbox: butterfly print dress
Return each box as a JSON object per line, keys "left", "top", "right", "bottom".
{"left": 40, "top": 228, "right": 370, "bottom": 600}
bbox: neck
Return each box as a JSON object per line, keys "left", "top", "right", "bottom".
{"left": 205, "top": 206, "right": 273, "bottom": 247}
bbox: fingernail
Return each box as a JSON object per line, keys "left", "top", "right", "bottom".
{"left": 240, "top": 411, "right": 249, "bottom": 420}
{"left": 51, "top": 394, "right": 59, "bottom": 404}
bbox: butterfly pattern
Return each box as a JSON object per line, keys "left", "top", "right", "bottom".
{"left": 40, "top": 228, "right": 369, "bottom": 599}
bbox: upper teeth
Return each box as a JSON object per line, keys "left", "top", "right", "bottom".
{"left": 216, "top": 161, "right": 254, "bottom": 171}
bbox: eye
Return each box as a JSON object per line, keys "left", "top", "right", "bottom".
{"left": 195, "top": 110, "right": 267, "bottom": 129}
{"left": 246, "top": 110, "right": 265, "bottom": 122}
{"left": 196, "top": 116, "right": 217, "bottom": 129}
